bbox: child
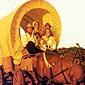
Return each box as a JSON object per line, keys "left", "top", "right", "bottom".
{"left": 39, "top": 38, "right": 47, "bottom": 51}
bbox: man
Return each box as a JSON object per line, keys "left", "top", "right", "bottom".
{"left": 21, "top": 23, "right": 35, "bottom": 47}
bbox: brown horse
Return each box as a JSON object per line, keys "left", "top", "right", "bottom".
{"left": 33, "top": 51, "right": 84, "bottom": 85}
{"left": 13, "top": 69, "right": 25, "bottom": 85}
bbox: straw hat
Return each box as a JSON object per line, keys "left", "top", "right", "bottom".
{"left": 27, "top": 23, "right": 32, "bottom": 28}
{"left": 32, "top": 21, "right": 38, "bottom": 27}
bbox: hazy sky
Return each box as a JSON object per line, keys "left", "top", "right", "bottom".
{"left": 0, "top": 0, "right": 85, "bottom": 48}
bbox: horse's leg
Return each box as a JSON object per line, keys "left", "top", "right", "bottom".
{"left": 13, "top": 69, "right": 25, "bottom": 85}
{"left": 70, "top": 62, "right": 84, "bottom": 85}
{"left": 33, "top": 56, "right": 45, "bottom": 84}
{"left": 71, "top": 78, "right": 84, "bottom": 85}
{"left": 71, "top": 78, "right": 77, "bottom": 85}
{"left": 38, "top": 59, "right": 44, "bottom": 78}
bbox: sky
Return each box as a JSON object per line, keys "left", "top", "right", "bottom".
{"left": 0, "top": 0, "right": 85, "bottom": 48}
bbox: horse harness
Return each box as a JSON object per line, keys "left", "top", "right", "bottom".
{"left": 42, "top": 52, "right": 82, "bottom": 84}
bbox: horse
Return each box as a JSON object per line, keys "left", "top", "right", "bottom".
{"left": 32, "top": 50, "right": 84, "bottom": 85}
{"left": 13, "top": 69, "right": 25, "bottom": 85}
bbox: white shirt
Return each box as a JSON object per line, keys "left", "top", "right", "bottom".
{"left": 42, "top": 35, "right": 57, "bottom": 50}
{"left": 21, "top": 32, "right": 35, "bottom": 47}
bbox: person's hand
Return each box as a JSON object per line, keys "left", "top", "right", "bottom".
{"left": 48, "top": 46, "right": 53, "bottom": 51}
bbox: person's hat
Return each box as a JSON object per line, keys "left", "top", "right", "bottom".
{"left": 27, "top": 23, "right": 32, "bottom": 28}
{"left": 44, "top": 23, "right": 51, "bottom": 28}
{"left": 32, "top": 21, "right": 38, "bottom": 27}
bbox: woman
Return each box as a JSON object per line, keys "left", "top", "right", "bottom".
{"left": 42, "top": 23, "right": 57, "bottom": 51}
{"left": 32, "top": 21, "right": 40, "bottom": 34}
